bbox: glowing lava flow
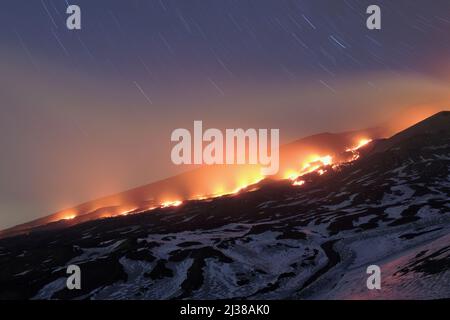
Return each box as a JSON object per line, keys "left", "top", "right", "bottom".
{"left": 160, "top": 200, "right": 183, "bottom": 208}
{"left": 346, "top": 138, "right": 372, "bottom": 152}
{"left": 293, "top": 180, "right": 305, "bottom": 186}
{"left": 345, "top": 138, "right": 372, "bottom": 161}
{"left": 63, "top": 177, "right": 265, "bottom": 221}
{"left": 61, "top": 214, "right": 76, "bottom": 220}
{"left": 231, "top": 176, "right": 265, "bottom": 194}
{"left": 284, "top": 154, "right": 334, "bottom": 181}
{"left": 196, "top": 175, "right": 265, "bottom": 200}
{"left": 287, "top": 139, "right": 373, "bottom": 186}
{"left": 54, "top": 139, "right": 373, "bottom": 223}
{"left": 120, "top": 208, "right": 139, "bottom": 216}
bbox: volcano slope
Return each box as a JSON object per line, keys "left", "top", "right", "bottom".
{"left": 0, "top": 111, "right": 449, "bottom": 300}
{"left": 0, "top": 126, "right": 383, "bottom": 239}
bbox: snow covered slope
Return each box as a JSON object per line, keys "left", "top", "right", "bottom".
{"left": 0, "top": 112, "right": 448, "bottom": 300}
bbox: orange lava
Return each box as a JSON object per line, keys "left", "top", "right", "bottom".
{"left": 52, "top": 138, "right": 374, "bottom": 224}
{"left": 284, "top": 154, "right": 334, "bottom": 181}
{"left": 346, "top": 138, "right": 372, "bottom": 152}
{"left": 286, "top": 139, "right": 373, "bottom": 186}
{"left": 61, "top": 214, "right": 76, "bottom": 220}
{"left": 160, "top": 200, "right": 183, "bottom": 208}
{"left": 293, "top": 180, "right": 305, "bottom": 186}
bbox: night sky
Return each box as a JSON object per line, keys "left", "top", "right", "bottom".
{"left": 1, "top": 0, "right": 449, "bottom": 228}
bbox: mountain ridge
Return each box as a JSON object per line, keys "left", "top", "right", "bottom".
{"left": 0, "top": 126, "right": 384, "bottom": 239}
{"left": 0, "top": 111, "right": 448, "bottom": 299}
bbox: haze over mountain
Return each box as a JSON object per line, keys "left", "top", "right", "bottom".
{"left": 0, "top": 125, "right": 385, "bottom": 239}
{"left": 2, "top": 0, "right": 450, "bottom": 230}
{"left": 0, "top": 110, "right": 444, "bottom": 239}
{"left": 0, "top": 111, "right": 448, "bottom": 300}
